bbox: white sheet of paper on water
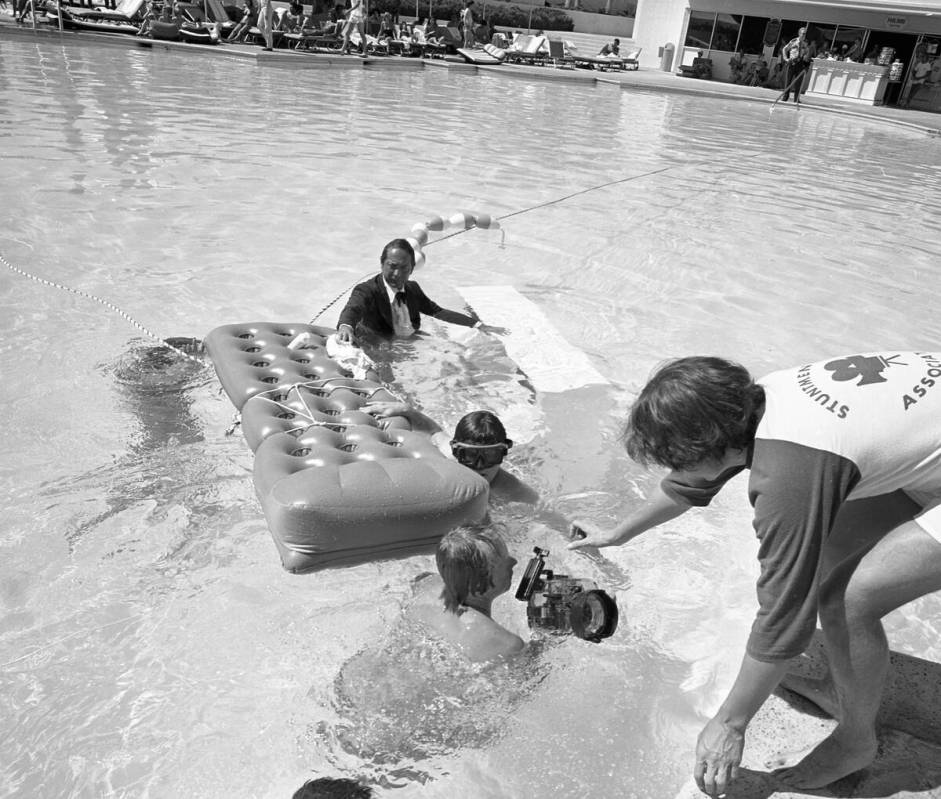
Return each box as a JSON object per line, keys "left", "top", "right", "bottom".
{"left": 457, "top": 285, "right": 608, "bottom": 394}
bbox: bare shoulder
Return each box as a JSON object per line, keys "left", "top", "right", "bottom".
{"left": 457, "top": 609, "right": 525, "bottom": 663}
{"left": 490, "top": 468, "right": 540, "bottom": 505}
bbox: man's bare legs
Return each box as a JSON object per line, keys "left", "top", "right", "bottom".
{"left": 771, "top": 491, "right": 941, "bottom": 788}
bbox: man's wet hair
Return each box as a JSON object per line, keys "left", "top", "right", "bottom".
{"left": 380, "top": 239, "right": 415, "bottom": 266}
{"left": 436, "top": 525, "right": 503, "bottom": 613}
{"left": 292, "top": 777, "right": 373, "bottom": 799}
{"left": 624, "top": 356, "right": 765, "bottom": 471}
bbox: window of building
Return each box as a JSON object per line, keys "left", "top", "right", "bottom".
{"left": 737, "top": 16, "right": 769, "bottom": 55}
{"left": 809, "top": 24, "right": 836, "bottom": 55}
{"left": 712, "top": 13, "right": 741, "bottom": 52}
{"left": 685, "top": 10, "right": 715, "bottom": 50}
{"left": 833, "top": 25, "right": 867, "bottom": 60}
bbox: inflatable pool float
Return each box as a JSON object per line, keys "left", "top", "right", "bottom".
{"left": 204, "top": 322, "right": 489, "bottom": 572}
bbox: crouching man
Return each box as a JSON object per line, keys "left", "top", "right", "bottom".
{"left": 570, "top": 352, "right": 941, "bottom": 795}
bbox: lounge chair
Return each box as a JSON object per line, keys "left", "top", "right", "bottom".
{"left": 410, "top": 29, "right": 447, "bottom": 58}
{"left": 621, "top": 45, "right": 641, "bottom": 70}
{"left": 568, "top": 43, "right": 624, "bottom": 71}
{"left": 62, "top": 0, "right": 144, "bottom": 23}
{"left": 482, "top": 43, "right": 506, "bottom": 62}
{"left": 293, "top": 22, "right": 343, "bottom": 51}
{"left": 546, "top": 38, "right": 573, "bottom": 68}
{"left": 457, "top": 46, "right": 503, "bottom": 65}
{"left": 505, "top": 33, "right": 548, "bottom": 65}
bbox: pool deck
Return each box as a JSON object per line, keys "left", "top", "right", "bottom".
{"left": 3, "top": 16, "right": 941, "bottom": 137}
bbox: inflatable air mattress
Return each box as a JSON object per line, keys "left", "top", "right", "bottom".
{"left": 205, "top": 322, "right": 489, "bottom": 572}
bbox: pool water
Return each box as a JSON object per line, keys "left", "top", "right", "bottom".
{"left": 1, "top": 38, "right": 941, "bottom": 799}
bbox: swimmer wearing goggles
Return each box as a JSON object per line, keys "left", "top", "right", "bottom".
{"left": 449, "top": 439, "right": 513, "bottom": 472}
{"left": 363, "top": 402, "right": 538, "bottom": 502}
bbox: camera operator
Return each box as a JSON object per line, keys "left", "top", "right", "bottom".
{"left": 410, "top": 525, "right": 525, "bottom": 663}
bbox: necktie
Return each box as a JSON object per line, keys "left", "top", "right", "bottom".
{"left": 391, "top": 291, "right": 414, "bottom": 337}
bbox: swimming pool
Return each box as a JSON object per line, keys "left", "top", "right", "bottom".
{"left": 1, "top": 37, "right": 940, "bottom": 798}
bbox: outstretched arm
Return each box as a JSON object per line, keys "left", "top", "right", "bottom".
{"left": 432, "top": 307, "right": 508, "bottom": 336}
{"left": 568, "top": 479, "right": 691, "bottom": 550}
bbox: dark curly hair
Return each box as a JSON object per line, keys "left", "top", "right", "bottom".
{"left": 624, "top": 356, "right": 764, "bottom": 470}
{"left": 452, "top": 410, "right": 508, "bottom": 446}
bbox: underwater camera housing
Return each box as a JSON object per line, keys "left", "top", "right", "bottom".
{"left": 514, "top": 547, "right": 618, "bottom": 642}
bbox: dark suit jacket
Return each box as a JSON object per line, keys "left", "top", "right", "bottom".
{"left": 337, "top": 274, "right": 475, "bottom": 338}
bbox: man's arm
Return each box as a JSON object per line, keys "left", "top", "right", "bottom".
{"left": 431, "top": 307, "right": 508, "bottom": 335}
{"left": 695, "top": 654, "right": 790, "bottom": 798}
{"left": 568, "top": 479, "right": 691, "bottom": 550}
{"left": 362, "top": 401, "right": 442, "bottom": 435}
{"left": 336, "top": 283, "right": 374, "bottom": 343}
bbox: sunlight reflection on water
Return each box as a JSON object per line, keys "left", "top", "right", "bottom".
{"left": 1, "top": 36, "right": 940, "bottom": 799}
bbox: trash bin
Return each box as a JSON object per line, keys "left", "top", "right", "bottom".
{"left": 659, "top": 43, "right": 675, "bottom": 71}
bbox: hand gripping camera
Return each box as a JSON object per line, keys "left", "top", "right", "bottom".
{"left": 514, "top": 547, "right": 618, "bottom": 642}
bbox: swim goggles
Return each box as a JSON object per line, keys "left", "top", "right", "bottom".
{"left": 450, "top": 440, "right": 512, "bottom": 469}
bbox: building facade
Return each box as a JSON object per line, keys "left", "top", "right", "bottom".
{"left": 631, "top": 0, "right": 941, "bottom": 112}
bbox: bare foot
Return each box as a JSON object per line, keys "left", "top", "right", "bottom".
{"left": 770, "top": 726, "right": 877, "bottom": 789}
{"left": 779, "top": 672, "right": 839, "bottom": 717}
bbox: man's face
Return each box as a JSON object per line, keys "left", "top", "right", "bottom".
{"left": 381, "top": 247, "right": 414, "bottom": 291}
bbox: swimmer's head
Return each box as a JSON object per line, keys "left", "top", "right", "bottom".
{"left": 624, "top": 356, "right": 764, "bottom": 471}
{"left": 450, "top": 411, "right": 512, "bottom": 483}
{"left": 437, "top": 526, "right": 517, "bottom": 614}
{"left": 380, "top": 239, "right": 415, "bottom": 291}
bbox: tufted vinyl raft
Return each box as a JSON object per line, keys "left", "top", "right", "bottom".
{"left": 205, "top": 322, "right": 489, "bottom": 572}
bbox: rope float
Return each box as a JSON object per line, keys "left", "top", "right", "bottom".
{"left": 404, "top": 210, "right": 503, "bottom": 272}
{"left": 0, "top": 250, "right": 203, "bottom": 365}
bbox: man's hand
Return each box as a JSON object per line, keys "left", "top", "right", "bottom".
{"left": 362, "top": 401, "right": 411, "bottom": 419}
{"left": 566, "top": 520, "right": 622, "bottom": 550}
{"left": 694, "top": 717, "right": 744, "bottom": 798}
{"left": 335, "top": 324, "right": 355, "bottom": 344}
{"left": 477, "top": 323, "right": 509, "bottom": 336}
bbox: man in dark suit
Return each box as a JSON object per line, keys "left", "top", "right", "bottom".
{"left": 335, "top": 238, "right": 507, "bottom": 343}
